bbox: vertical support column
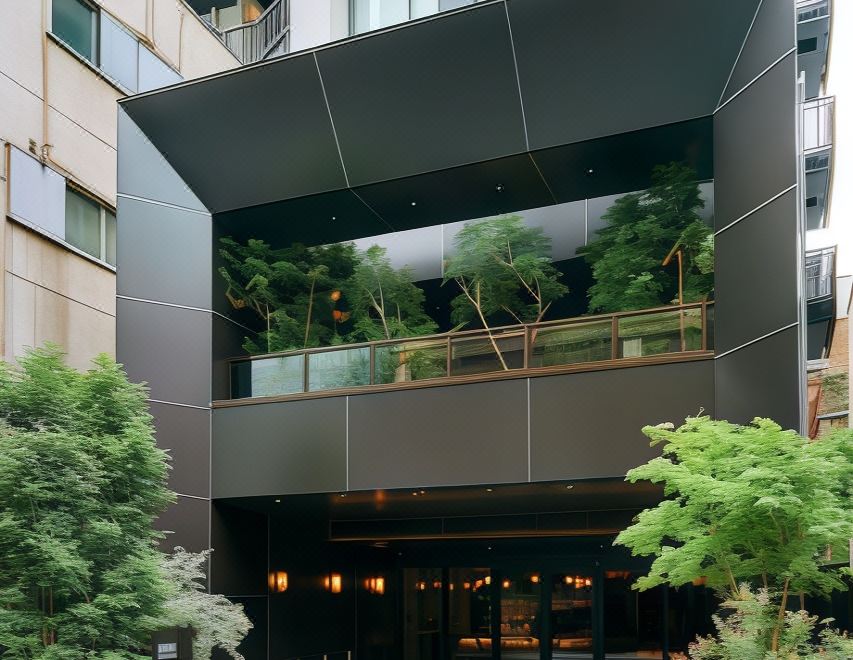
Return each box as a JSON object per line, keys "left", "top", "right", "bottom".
{"left": 712, "top": 0, "right": 801, "bottom": 431}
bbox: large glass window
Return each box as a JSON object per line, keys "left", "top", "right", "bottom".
{"left": 64, "top": 188, "right": 117, "bottom": 266}
{"left": 500, "top": 572, "right": 541, "bottom": 656}
{"left": 52, "top": 0, "right": 98, "bottom": 63}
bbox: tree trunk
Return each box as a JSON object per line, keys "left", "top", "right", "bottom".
{"left": 770, "top": 578, "right": 790, "bottom": 652}
{"left": 304, "top": 275, "right": 316, "bottom": 348}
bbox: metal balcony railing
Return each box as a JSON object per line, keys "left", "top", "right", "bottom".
{"left": 227, "top": 302, "right": 714, "bottom": 401}
{"left": 803, "top": 97, "right": 834, "bottom": 151}
{"left": 797, "top": 0, "right": 829, "bottom": 23}
{"left": 222, "top": 0, "right": 290, "bottom": 64}
{"left": 806, "top": 247, "right": 835, "bottom": 299}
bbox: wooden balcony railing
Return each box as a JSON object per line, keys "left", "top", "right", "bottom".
{"left": 225, "top": 302, "right": 714, "bottom": 403}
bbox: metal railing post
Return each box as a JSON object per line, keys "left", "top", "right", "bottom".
{"left": 303, "top": 353, "right": 310, "bottom": 393}
{"left": 523, "top": 325, "right": 530, "bottom": 369}
{"left": 611, "top": 315, "right": 619, "bottom": 360}
{"left": 701, "top": 302, "right": 708, "bottom": 351}
{"left": 369, "top": 344, "right": 375, "bottom": 385}
{"left": 446, "top": 336, "right": 452, "bottom": 376}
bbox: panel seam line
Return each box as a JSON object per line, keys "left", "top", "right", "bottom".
{"left": 148, "top": 398, "right": 211, "bottom": 411}
{"left": 715, "top": 47, "right": 797, "bottom": 113}
{"left": 117, "top": 295, "right": 256, "bottom": 332}
{"left": 116, "top": 193, "right": 209, "bottom": 216}
{"left": 716, "top": 0, "right": 764, "bottom": 107}
{"left": 313, "top": 51, "right": 350, "bottom": 188}
{"left": 714, "top": 184, "right": 796, "bottom": 236}
{"left": 503, "top": 0, "right": 530, "bottom": 151}
{"left": 713, "top": 322, "right": 799, "bottom": 360}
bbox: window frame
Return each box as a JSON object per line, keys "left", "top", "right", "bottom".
{"left": 51, "top": 0, "right": 100, "bottom": 65}
{"left": 64, "top": 186, "right": 117, "bottom": 269}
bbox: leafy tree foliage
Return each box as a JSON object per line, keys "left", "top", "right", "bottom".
{"left": 0, "top": 346, "right": 173, "bottom": 659}
{"left": 218, "top": 238, "right": 358, "bottom": 353}
{"left": 346, "top": 245, "right": 437, "bottom": 342}
{"left": 160, "top": 548, "right": 252, "bottom": 660}
{"left": 443, "top": 215, "right": 567, "bottom": 369}
{"left": 578, "top": 163, "right": 713, "bottom": 312}
{"left": 689, "top": 586, "right": 852, "bottom": 659}
{"left": 616, "top": 416, "right": 853, "bottom": 653}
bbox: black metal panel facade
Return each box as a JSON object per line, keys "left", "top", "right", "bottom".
{"left": 529, "top": 361, "right": 715, "bottom": 483}
{"left": 116, "top": 298, "right": 212, "bottom": 408}
{"left": 316, "top": 2, "right": 525, "bottom": 186}
{"left": 155, "top": 495, "right": 210, "bottom": 554}
{"left": 720, "top": 0, "right": 795, "bottom": 105}
{"left": 347, "top": 380, "right": 529, "bottom": 490}
{"left": 116, "top": 196, "right": 212, "bottom": 309}
{"left": 507, "top": 0, "right": 760, "bottom": 151}
{"left": 212, "top": 397, "right": 348, "bottom": 498}
{"left": 116, "top": 108, "right": 207, "bottom": 212}
{"left": 713, "top": 190, "right": 798, "bottom": 354}
{"left": 149, "top": 402, "right": 211, "bottom": 498}
{"left": 121, "top": 54, "right": 347, "bottom": 213}
{"left": 713, "top": 53, "right": 797, "bottom": 230}
{"left": 714, "top": 326, "right": 801, "bottom": 431}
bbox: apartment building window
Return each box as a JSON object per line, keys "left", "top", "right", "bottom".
{"left": 798, "top": 37, "right": 818, "bottom": 54}
{"left": 65, "top": 188, "right": 117, "bottom": 266}
{"left": 50, "top": 1, "right": 182, "bottom": 93}
{"left": 52, "top": 0, "right": 98, "bottom": 63}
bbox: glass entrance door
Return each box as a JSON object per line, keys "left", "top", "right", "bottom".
{"left": 449, "top": 568, "right": 492, "bottom": 659}
{"left": 500, "top": 571, "right": 542, "bottom": 658}
{"left": 550, "top": 572, "right": 594, "bottom": 659}
{"left": 404, "top": 568, "right": 442, "bottom": 660}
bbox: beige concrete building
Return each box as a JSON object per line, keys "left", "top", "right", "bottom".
{"left": 0, "top": 0, "right": 239, "bottom": 370}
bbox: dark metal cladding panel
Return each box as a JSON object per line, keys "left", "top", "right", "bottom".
{"left": 116, "top": 108, "right": 207, "bottom": 212}
{"left": 121, "top": 54, "right": 347, "bottom": 213}
{"left": 212, "top": 398, "right": 347, "bottom": 498}
{"left": 720, "top": 0, "right": 795, "bottom": 104}
{"left": 713, "top": 53, "right": 797, "bottom": 229}
{"left": 352, "top": 153, "right": 554, "bottom": 231}
{"left": 116, "top": 298, "right": 212, "bottom": 408}
{"left": 156, "top": 495, "right": 210, "bottom": 554}
{"left": 116, "top": 196, "right": 212, "bottom": 309}
{"left": 316, "top": 2, "right": 526, "bottom": 186}
{"left": 531, "top": 118, "right": 713, "bottom": 204}
{"left": 530, "top": 361, "right": 715, "bottom": 482}
{"left": 213, "top": 189, "right": 394, "bottom": 248}
{"left": 714, "top": 326, "right": 801, "bottom": 431}
{"left": 347, "top": 380, "right": 529, "bottom": 490}
{"left": 507, "top": 0, "right": 761, "bottom": 150}
{"left": 149, "top": 402, "right": 211, "bottom": 498}
{"left": 713, "top": 190, "right": 798, "bottom": 354}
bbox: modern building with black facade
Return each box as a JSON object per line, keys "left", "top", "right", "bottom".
{"left": 115, "top": 1, "right": 818, "bottom": 657}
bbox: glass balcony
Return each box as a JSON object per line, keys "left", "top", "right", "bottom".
{"left": 806, "top": 247, "right": 835, "bottom": 300}
{"left": 228, "top": 302, "right": 714, "bottom": 400}
{"left": 803, "top": 97, "right": 833, "bottom": 152}
{"left": 350, "top": 0, "right": 485, "bottom": 36}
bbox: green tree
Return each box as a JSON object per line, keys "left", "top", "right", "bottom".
{"left": 578, "top": 163, "right": 713, "bottom": 312}
{"left": 346, "top": 245, "right": 437, "bottom": 342}
{"left": 615, "top": 416, "right": 853, "bottom": 654}
{"left": 160, "top": 548, "right": 252, "bottom": 660}
{"left": 689, "top": 586, "right": 853, "bottom": 659}
{"left": 218, "top": 238, "right": 358, "bottom": 353}
{"left": 0, "top": 346, "right": 173, "bottom": 659}
{"left": 443, "top": 215, "right": 567, "bottom": 369}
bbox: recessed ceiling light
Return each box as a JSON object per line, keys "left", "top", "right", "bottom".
{"left": 586, "top": 168, "right": 594, "bottom": 175}
{"left": 339, "top": 493, "right": 347, "bottom": 498}
{"left": 565, "top": 485, "right": 574, "bottom": 490}
{"left": 495, "top": 183, "right": 505, "bottom": 193}
{"left": 410, "top": 201, "right": 417, "bottom": 206}
{"left": 331, "top": 216, "right": 336, "bottom": 220}
{"left": 412, "top": 491, "right": 419, "bottom": 496}
{"left": 274, "top": 498, "right": 281, "bottom": 503}
{"left": 486, "top": 488, "right": 493, "bottom": 492}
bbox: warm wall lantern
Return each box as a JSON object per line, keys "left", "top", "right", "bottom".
{"left": 530, "top": 574, "right": 540, "bottom": 584}
{"left": 364, "top": 576, "right": 385, "bottom": 595}
{"left": 268, "top": 571, "right": 288, "bottom": 593}
{"left": 325, "top": 572, "right": 342, "bottom": 594}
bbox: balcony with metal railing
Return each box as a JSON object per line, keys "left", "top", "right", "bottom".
{"left": 219, "top": 0, "right": 290, "bottom": 64}
{"left": 806, "top": 247, "right": 835, "bottom": 300}
{"left": 803, "top": 96, "right": 834, "bottom": 152}
{"left": 223, "top": 302, "right": 714, "bottom": 403}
